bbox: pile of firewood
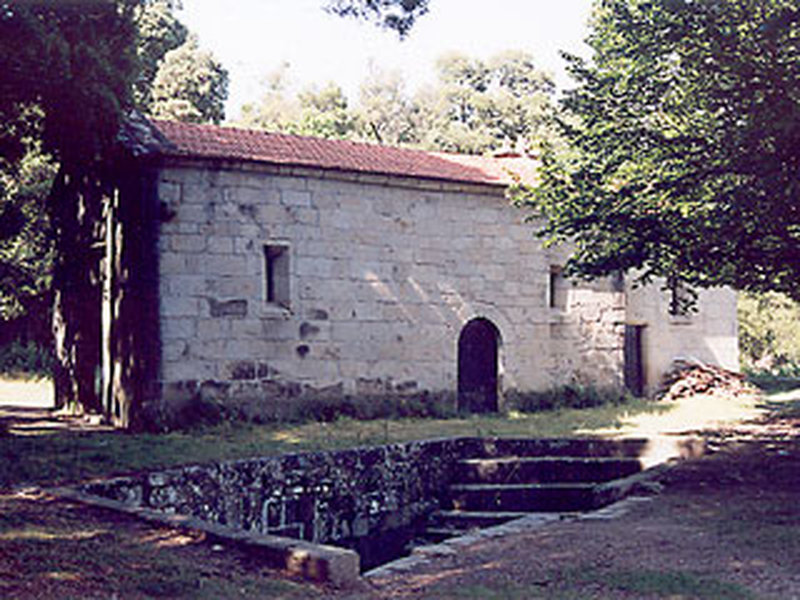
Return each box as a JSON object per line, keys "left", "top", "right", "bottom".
{"left": 657, "top": 359, "right": 756, "bottom": 401}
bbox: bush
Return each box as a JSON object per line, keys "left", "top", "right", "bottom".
{"left": 739, "top": 292, "right": 800, "bottom": 371}
{"left": 0, "top": 339, "right": 54, "bottom": 378}
{"left": 744, "top": 363, "right": 800, "bottom": 393}
{"left": 281, "top": 391, "right": 458, "bottom": 424}
{"left": 506, "top": 384, "right": 632, "bottom": 413}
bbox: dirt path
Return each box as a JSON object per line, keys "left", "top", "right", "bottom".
{"left": 363, "top": 417, "right": 800, "bottom": 599}
{"left": 1, "top": 391, "right": 798, "bottom": 598}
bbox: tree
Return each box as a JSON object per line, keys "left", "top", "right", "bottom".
{"left": 739, "top": 292, "right": 800, "bottom": 371}
{"left": 150, "top": 34, "right": 228, "bottom": 124}
{"left": 0, "top": 0, "right": 139, "bottom": 414}
{"left": 0, "top": 137, "right": 55, "bottom": 323}
{"left": 236, "top": 75, "right": 357, "bottom": 140}
{"left": 415, "top": 50, "right": 556, "bottom": 154}
{"left": 133, "top": 0, "right": 188, "bottom": 111}
{"left": 295, "top": 82, "right": 356, "bottom": 139}
{"left": 518, "top": 0, "right": 800, "bottom": 305}
{"left": 238, "top": 63, "right": 301, "bottom": 131}
{"left": 356, "top": 65, "right": 420, "bottom": 145}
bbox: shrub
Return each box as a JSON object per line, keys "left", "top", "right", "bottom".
{"left": 739, "top": 292, "right": 800, "bottom": 371}
{"left": 0, "top": 339, "right": 54, "bottom": 378}
{"left": 282, "top": 391, "right": 458, "bottom": 424}
{"left": 744, "top": 363, "right": 800, "bottom": 393}
{"left": 506, "top": 384, "right": 632, "bottom": 413}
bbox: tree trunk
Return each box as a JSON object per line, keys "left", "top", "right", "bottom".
{"left": 48, "top": 169, "right": 103, "bottom": 415}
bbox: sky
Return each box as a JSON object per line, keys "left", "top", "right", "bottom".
{"left": 177, "top": 0, "right": 595, "bottom": 119}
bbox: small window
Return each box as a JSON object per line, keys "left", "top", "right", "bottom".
{"left": 549, "top": 266, "right": 567, "bottom": 309}
{"left": 264, "top": 244, "right": 290, "bottom": 308}
{"left": 667, "top": 278, "right": 694, "bottom": 320}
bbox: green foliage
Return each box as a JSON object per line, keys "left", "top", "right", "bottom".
{"left": 147, "top": 385, "right": 637, "bottom": 432}
{"left": 133, "top": 0, "right": 188, "bottom": 111}
{"left": 519, "top": 0, "right": 800, "bottom": 300}
{"left": 236, "top": 50, "right": 556, "bottom": 154}
{"left": 506, "top": 384, "right": 632, "bottom": 413}
{"left": 0, "top": 340, "right": 54, "bottom": 377}
{"left": 357, "top": 65, "right": 419, "bottom": 145}
{"left": 0, "top": 140, "right": 56, "bottom": 321}
{"left": 146, "top": 391, "right": 459, "bottom": 432}
{"left": 285, "top": 392, "right": 458, "bottom": 423}
{"left": 295, "top": 82, "right": 357, "bottom": 139}
{"left": 0, "top": 1, "right": 140, "bottom": 168}
{"left": 150, "top": 35, "right": 229, "bottom": 124}
{"left": 739, "top": 291, "right": 800, "bottom": 371}
{"left": 239, "top": 77, "right": 355, "bottom": 139}
{"left": 417, "top": 50, "right": 556, "bottom": 154}
{"left": 324, "top": 0, "right": 430, "bottom": 37}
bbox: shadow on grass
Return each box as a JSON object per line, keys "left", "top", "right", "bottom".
{"left": 0, "top": 491, "right": 319, "bottom": 599}
{"left": 425, "top": 568, "right": 754, "bottom": 600}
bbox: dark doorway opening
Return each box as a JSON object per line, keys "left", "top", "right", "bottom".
{"left": 458, "top": 318, "right": 500, "bottom": 413}
{"left": 624, "top": 324, "right": 646, "bottom": 397}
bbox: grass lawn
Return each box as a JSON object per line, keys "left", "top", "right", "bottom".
{"left": 0, "top": 381, "right": 797, "bottom": 599}
{"left": 0, "top": 397, "right": 669, "bottom": 489}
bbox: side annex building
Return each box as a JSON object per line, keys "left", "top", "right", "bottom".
{"left": 104, "top": 117, "right": 739, "bottom": 426}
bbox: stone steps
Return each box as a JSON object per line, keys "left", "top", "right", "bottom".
{"left": 449, "top": 482, "right": 598, "bottom": 512}
{"left": 417, "top": 444, "right": 647, "bottom": 544}
{"left": 429, "top": 509, "right": 532, "bottom": 529}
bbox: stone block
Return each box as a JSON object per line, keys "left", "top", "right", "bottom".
{"left": 161, "top": 317, "right": 196, "bottom": 340}
{"left": 280, "top": 189, "right": 312, "bottom": 207}
{"left": 197, "top": 318, "right": 232, "bottom": 340}
{"left": 208, "top": 298, "right": 248, "bottom": 319}
{"left": 207, "top": 236, "right": 235, "bottom": 254}
{"left": 161, "top": 296, "right": 201, "bottom": 318}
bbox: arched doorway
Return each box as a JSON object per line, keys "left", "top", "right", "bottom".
{"left": 458, "top": 318, "right": 501, "bottom": 413}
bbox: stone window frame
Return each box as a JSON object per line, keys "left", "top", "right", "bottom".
{"left": 666, "top": 278, "right": 695, "bottom": 324}
{"left": 549, "top": 265, "right": 568, "bottom": 311}
{"left": 263, "top": 242, "right": 291, "bottom": 310}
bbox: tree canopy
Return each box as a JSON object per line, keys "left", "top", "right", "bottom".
{"left": 416, "top": 50, "right": 555, "bottom": 154}
{"left": 133, "top": 0, "right": 188, "bottom": 111}
{"left": 518, "top": 0, "right": 800, "bottom": 303}
{"left": 236, "top": 50, "right": 556, "bottom": 154}
{"left": 149, "top": 34, "right": 229, "bottom": 124}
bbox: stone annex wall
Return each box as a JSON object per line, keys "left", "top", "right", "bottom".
{"left": 154, "top": 161, "right": 626, "bottom": 417}
{"left": 626, "top": 284, "right": 739, "bottom": 394}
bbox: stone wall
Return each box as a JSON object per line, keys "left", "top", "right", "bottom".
{"left": 75, "top": 436, "right": 649, "bottom": 555}
{"left": 79, "top": 438, "right": 470, "bottom": 547}
{"left": 153, "top": 161, "right": 631, "bottom": 416}
{"left": 626, "top": 283, "right": 739, "bottom": 394}
{"left": 147, "top": 159, "right": 736, "bottom": 417}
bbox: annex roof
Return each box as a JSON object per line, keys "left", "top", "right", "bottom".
{"left": 146, "top": 119, "right": 538, "bottom": 188}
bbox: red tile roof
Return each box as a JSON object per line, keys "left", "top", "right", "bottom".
{"left": 151, "top": 120, "right": 537, "bottom": 187}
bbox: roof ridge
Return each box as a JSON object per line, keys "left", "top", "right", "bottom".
{"left": 151, "top": 118, "right": 495, "bottom": 160}
{"left": 146, "top": 119, "right": 539, "bottom": 187}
